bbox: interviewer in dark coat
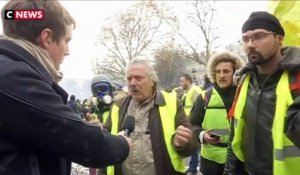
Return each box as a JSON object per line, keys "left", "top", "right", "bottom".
{"left": 0, "top": 1, "right": 129, "bottom": 175}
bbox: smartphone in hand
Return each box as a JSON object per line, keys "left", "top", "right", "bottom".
{"left": 210, "top": 132, "right": 221, "bottom": 139}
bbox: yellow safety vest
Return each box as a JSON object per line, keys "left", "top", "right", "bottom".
{"left": 232, "top": 71, "right": 300, "bottom": 175}
{"left": 102, "top": 111, "right": 109, "bottom": 125}
{"left": 89, "top": 113, "right": 99, "bottom": 123}
{"left": 90, "top": 111, "right": 109, "bottom": 124}
{"left": 183, "top": 85, "right": 204, "bottom": 116}
{"left": 201, "top": 88, "right": 230, "bottom": 164}
{"left": 107, "top": 91, "right": 186, "bottom": 175}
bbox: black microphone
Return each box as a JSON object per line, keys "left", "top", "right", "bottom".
{"left": 121, "top": 115, "right": 135, "bottom": 137}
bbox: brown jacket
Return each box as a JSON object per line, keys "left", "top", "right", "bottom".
{"left": 105, "top": 91, "right": 196, "bottom": 175}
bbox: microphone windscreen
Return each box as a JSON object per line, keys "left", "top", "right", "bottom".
{"left": 121, "top": 115, "right": 135, "bottom": 134}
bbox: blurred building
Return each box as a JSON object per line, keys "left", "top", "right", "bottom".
{"left": 188, "top": 64, "right": 206, "bottom": 87}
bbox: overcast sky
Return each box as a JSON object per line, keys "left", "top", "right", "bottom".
{"left": 0, "top": 1, "right": 268, "bottom": 80}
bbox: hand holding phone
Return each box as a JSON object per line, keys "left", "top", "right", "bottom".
{"left": 203, "top": 130, "right": 221, "bottom": 144}
{"left": 210, "top": 132, "right": 221, "bottom": 139}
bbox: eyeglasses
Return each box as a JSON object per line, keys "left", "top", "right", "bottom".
{"left": 242, "top": 32, "right": 276, "bottom": 43}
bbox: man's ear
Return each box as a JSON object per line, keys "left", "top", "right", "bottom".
{"left": 37, "top": 28, "right": 52, "bottom": 49}
{"left": 277, "top": 35, "right": 284, "bottom": 45}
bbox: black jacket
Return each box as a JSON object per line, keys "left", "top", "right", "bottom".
{"left": 224, "top": 47, "right": 300, "bottom": 175}
{"left": 190, "top": 84, "right": 236, "bottom": 141}
{"left": 0, "top": 39, "right": 129, "bottom": 175}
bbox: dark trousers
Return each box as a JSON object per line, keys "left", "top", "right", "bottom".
{"left": 188, "top": 149, "right": 199, "bottom": 173}
{"left": 200, "top": 156, "right": 224, "bottom": 175}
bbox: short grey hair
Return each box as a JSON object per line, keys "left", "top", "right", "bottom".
{"left": 126, "top": 57, "right": 158, "bottom": 87}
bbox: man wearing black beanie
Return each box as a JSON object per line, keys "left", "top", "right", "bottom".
{"left": 242, "top": 11, "right": 285, "bottom": 37}
{"left": 224, "top": 11, "right": 300, "bottom": 175}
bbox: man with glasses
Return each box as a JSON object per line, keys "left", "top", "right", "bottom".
{"left": 224, "top": 11, "right": 300, "bottom": 175}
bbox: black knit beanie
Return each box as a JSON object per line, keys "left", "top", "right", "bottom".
{"left": 242, "top": 11, "right": 285, "bottom": 36}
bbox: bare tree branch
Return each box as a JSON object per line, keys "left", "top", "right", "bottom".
{"left": 172, "top": 0, "right": 219, "bottom": 66}
{"left": 94, "top": 0, "right": 177, "bottom": 80}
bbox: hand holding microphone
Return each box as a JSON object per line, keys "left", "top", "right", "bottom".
{"left": 118, "top": 115, "right": 135, "bottom": 147}
{"left": 121, "top": 115, "right": 135, "bottom": 137}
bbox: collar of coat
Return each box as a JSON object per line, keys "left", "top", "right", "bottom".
{"left": 0, "top": 39, "right": 53, "bottom": 84}
{"left": 114, "top": 91, "right": 167, "bottom": 107}
{"left": 236, "top": 46, "right": 300, "bottom": 76}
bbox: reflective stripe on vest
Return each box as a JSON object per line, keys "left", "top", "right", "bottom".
{"left": 184, "top": 85, "right": 203, "bottom": 116}
{"left": 201, "top": 88, "right": 230, "bottom": 164}
{"left": 275, "top": 145, "right": 300, "bottom": 161}
{"left": 108, "top": 92, "right": 186, "bottom": 175}
{"left": 232, "top": 71, "right": 300, "bottom": 175}
{"left": 272, "top": 71, "right": 300, "bottom": 175}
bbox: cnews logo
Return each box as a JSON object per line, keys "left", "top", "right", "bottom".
{"left": 4, "top": 10, "right": 44, "bottom": 20}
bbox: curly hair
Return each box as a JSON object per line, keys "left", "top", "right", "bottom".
{"left": 207, "top": 51, "right": 245, "bottom": 83}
